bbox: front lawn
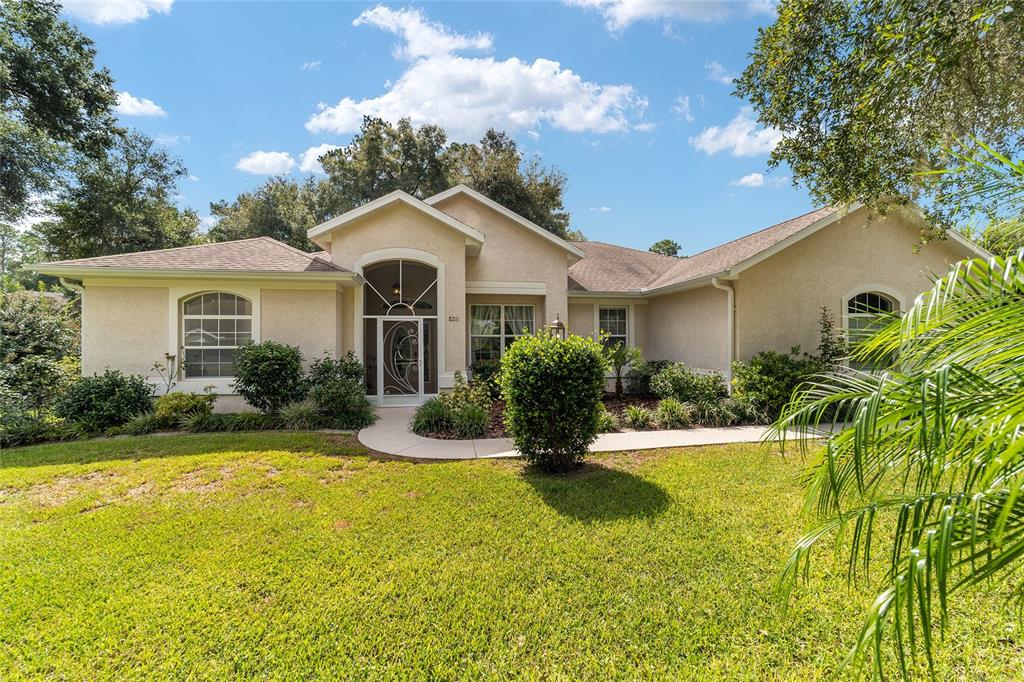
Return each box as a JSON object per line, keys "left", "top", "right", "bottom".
{"left": 0, "top": 434, "right": 1018, "bottom": 679}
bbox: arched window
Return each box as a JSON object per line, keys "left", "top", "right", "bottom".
{"left": 182, "top": 292, "right": 252, "bottom": 377}
{"left": 846, "top": 291, "right": 898, "bottom": 370}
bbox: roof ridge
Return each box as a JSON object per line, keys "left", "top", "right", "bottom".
{"left": 681, "top": 206, "right": 839, "bottom": 262}
{"left": 578, "top": 240, "right": 683, "bottom": 260}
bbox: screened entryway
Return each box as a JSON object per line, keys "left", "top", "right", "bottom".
{"left": 362, "top": 260, "right": 439, "bottom": 405}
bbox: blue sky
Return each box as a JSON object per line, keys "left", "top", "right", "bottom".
{"left": 62, "top": 0, "right": 813, "bottom": 254}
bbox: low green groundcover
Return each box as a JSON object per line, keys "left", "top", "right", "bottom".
{"left": 0, "top": 434, "right": 1017, "bottom": 678}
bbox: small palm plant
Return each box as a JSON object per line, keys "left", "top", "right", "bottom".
{"left": 601, "top": 337, "right": 642, "bottom": 397}
{"left": 773, "top": 247, "right": 1024, "bottom": 677}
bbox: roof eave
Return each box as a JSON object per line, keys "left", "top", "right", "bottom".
{"left": 32, "top": 265, "right": 361, "bottom": 283}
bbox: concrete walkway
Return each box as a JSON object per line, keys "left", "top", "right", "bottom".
{"left": 357, "top": 407, "right": 825, "bottom": 460}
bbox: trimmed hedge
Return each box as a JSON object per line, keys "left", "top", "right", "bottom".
{"left": 650, "top": 363, "right": 728, "bottom": 404}
{"left": 500, "top": 333, "right": 607, "bottom": 473}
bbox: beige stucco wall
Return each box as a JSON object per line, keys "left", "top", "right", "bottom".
{"left": 734, "top": 209, "right": 977, "bottom": 360}
{"left": 433, "top": 193, "right": 570, "bottom": 325}
{"left": 328, "top": 201, "right": 467, "bottom": 375}
{"left": 568, "top": 302, "right": 594, "bottom": 338}
{"left": 645, "top": 287, "right": 731, "bottom": 374}
{"left": 81, "top": 285, "right": 169, "bottom": 376}
{"left": 260, "top": 288, "right": 341, "bottom": 366}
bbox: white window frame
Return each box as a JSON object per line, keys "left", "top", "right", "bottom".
{"left": 181, "top": 292, "right": 254, "bottom": 379}
{"left": 468, "top": 304, "right": 536, "bottom": 364}
{"left": 841, "top": 287, "right": 903, "bottom": 371}
{"left": 595, "top": 305, "right": 631, "bottom": 349}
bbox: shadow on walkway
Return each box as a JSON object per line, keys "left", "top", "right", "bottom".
{"left": 523, "top": 463, "right": 671, "bottom": 523}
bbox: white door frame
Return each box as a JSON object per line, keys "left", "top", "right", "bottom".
{"left": 376, "top": 316, "right": 424, "bottom": 407}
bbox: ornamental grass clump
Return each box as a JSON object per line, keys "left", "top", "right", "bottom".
{"left": 500, "top": 332, "right": 607, "bottom": 473}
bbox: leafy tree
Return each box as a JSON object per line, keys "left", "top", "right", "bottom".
{"left": 209, "top": 177, "right": 323, "bottom": 251}
{"left": 35, "top": 130, "right": 199, "bottom": 260}
{"left": 319, "top": 117, "right": 450, "bottom": 212}
{"left": 649, "top": 239, "right": 681, "bottom": 257}
{"left": 1, "top": 0, "right": 117, "bottom": 222}
{"left": 446, "top": 129, "right": 573, "bottom": 238}
{"left": 735, "top": 0, "right": 1024, "bottom": 233}
{"left": 318, "top": 117, "right": 577, "bottom": 239}
{"left": 0, "top": 287, "right": 79, "bottom": 366}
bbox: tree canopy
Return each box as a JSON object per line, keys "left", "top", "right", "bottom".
{"left": 208, "top": 177, "right": 324, "bottom": 252}
{"left": 734, "top": 0, "right": 1024, "bottom": 232}
{"left": 649, "top": 239, "right": 681, "bottom": 257}
{"left": 35, "top": 130, "right": 199, "bottom": 260}
{"left": 1, "top": 0, "right": 118, "bottom": 222}
{"left": 211, "top": 117, "right": 578, "bottom": 250}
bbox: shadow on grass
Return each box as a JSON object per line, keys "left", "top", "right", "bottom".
{"left": 523, "top": 463, "right": 671, "bottom": 523}
{"left": 0, "top": 432, "right": 367, "bottom": 469}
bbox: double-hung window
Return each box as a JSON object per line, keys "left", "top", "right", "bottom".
{"left": 469, "top": 304, "right": 535, "bottom": 364}
{"left": 598, "top": 306, "right": 629, "bottom": 350}
{"left": 182, "top": 292, "right": 253, "bottom": 377}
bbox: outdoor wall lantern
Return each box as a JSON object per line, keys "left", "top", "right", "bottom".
{"left": 546, "top": 313, "right": 567, "bottom": 340}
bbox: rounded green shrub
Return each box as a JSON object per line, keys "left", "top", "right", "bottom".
{"left": 500, "top": 332, "right": 607, "bottom": 473}
{"left": 596, "top": 404, "right": 619, "bottom": 433}
{"left": 232, "top": 341, "right": 306, "bottom": 413}
{"left": 731, "top": 350, "right": 820, "bottom": 420}
{"left": 410, "top": 397, "right": 452, "bottom": 436}
{"left": 656, "top": 398, "right": 692, "bottom": 429}
{"left": 625, "top": 360, "right": 671, "bottom": 396}
{"left": 54, "top": 369, "right": 153, "bottom": 432}
{"left": 624, "top": 404, "right": 654, "bottom": 430}
{"left": 280, "top": 399, "right": 323, "bottom": 430}
{"left": 451, "top": 403, "right": 489, "bottom": 439}
{"left": 307, "top": 353, "right": 375, "bottom": 430}
{"left": 154, "top": 391, "right": 216, "bottom": 426}
{"left": 650, "top": 363, "right": 728, "bottom": 404}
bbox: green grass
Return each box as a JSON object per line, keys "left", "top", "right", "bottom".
{"left": 0, "top": 433, "right": 1019, "bottom": 679}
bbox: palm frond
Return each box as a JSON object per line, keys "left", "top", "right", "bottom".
{"left": 772, "top": 247, "right": 1024, "bottom": 677}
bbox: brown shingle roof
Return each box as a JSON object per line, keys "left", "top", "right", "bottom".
{"left": 568, "top": 206, "right": 841, "bottom": 293}
{"left": 38, "top": 237, "right": 352, "bottom": 274}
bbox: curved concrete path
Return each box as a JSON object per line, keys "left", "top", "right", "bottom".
{"left": 358, "top": 407, "right": 821, "bottom": 461}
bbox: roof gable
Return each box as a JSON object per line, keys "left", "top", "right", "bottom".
{"left": 307, "top": 190, "right": 485, "bottom": 249}
{"left": 425, "top": 184, "right": 585, "bottom": 261}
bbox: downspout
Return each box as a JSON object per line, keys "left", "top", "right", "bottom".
{"left": 711, "top": 277, "right": 735, "bottom": 391}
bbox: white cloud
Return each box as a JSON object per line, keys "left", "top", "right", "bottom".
{"left": 155, "top": 133, "right": 189, "bottom": 146}
{"left": 526, "top": 130, "right": 541, "bottom": 140}
{"left": 634, "top": 122, "right": 656, "bottom": 132}
{"left": 731, "top": 172, "right": 764, "bottom": 187}
{"left": 672, "top": 95, "right": 694, "bottom": 122}
{"left": 705, "top": 60, "right": 737, "bottom": 84}
{"left": 301, "top": 61, "right": 322, "bottom": 71}
{"left": 115, "top": 92, "right": 167, "bottom": 117}
{"left": 565, "top": 0, "right": 774, "bottom": 32}
{"left": 187, "top": 174, "right": 199, "bottom": 182}
{"left": 590, "top": 206, "right": 612, "bottom": 212}
{"left": 354, "top": 5, "right": 493, "bottom": 60}
{"left": 307, "top": 7, "right": 646, "bottom": 141}
{"left": 299, "top": 144, "right": 342, "bottom": 174}
{"left": 689, "top": 107, "right": 782, "bottom": 156}
{"left": 63, "top": 0, "right": 173, "bottom": 25}
{"left": 235, "top": 151, "right": 296, "bottom": 175}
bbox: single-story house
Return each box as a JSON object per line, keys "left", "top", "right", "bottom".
{"left": 35, "top": 185, "right": 985, "bottom": 409}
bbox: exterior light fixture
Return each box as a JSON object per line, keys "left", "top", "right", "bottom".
{"left": 546, "top": 313, "right": 567, "bottom": 340}
{"left": 391, "top": 282, "right": 401, "bottom": 296}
